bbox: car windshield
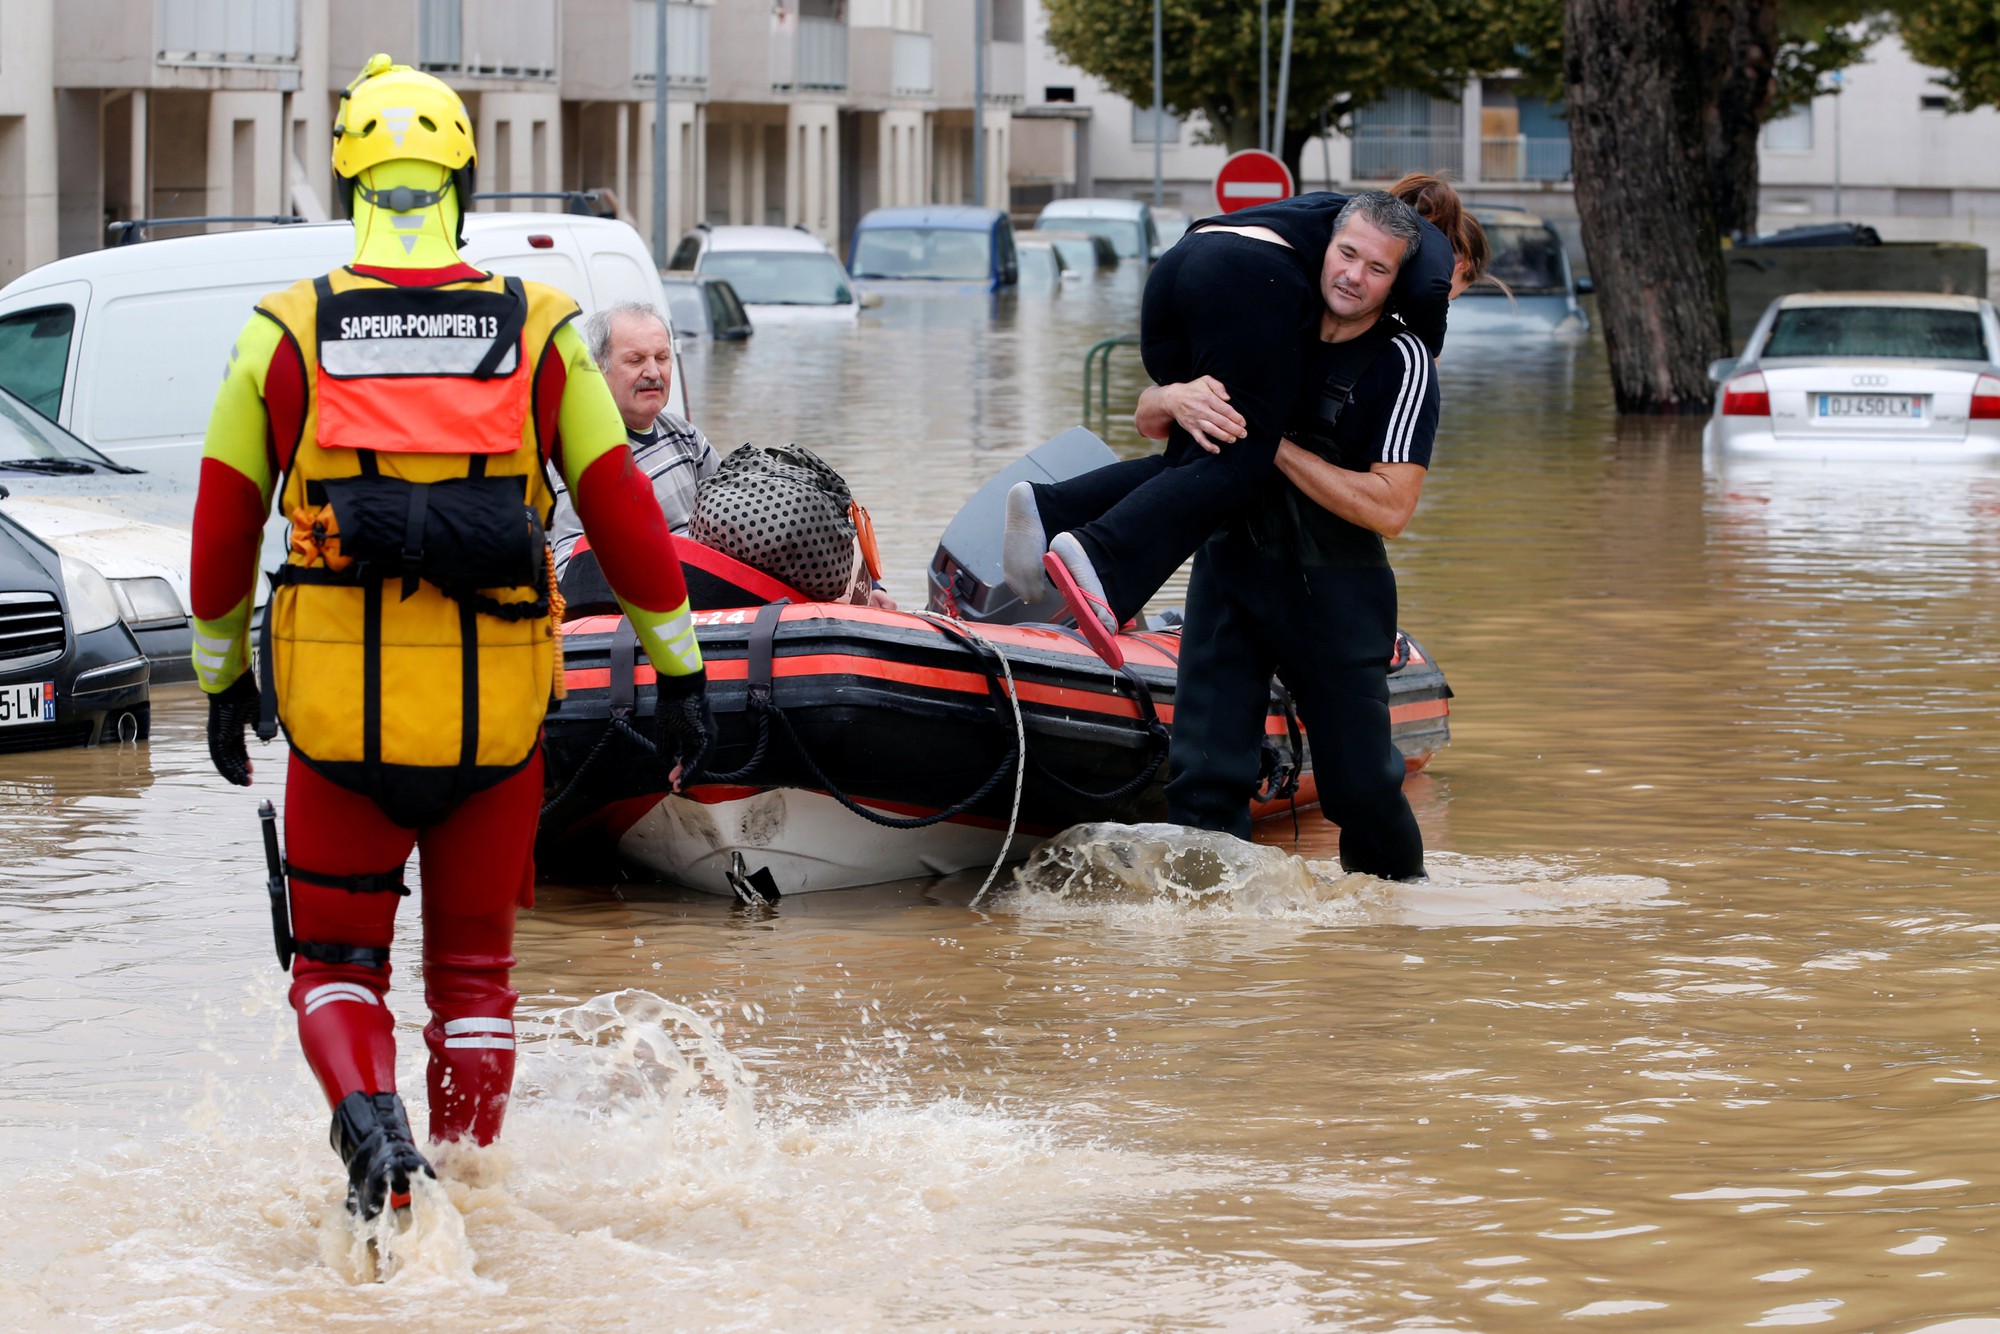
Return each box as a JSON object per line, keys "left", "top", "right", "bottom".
{"left": 700, "top": 252, "right": 852, "bottom": 306}
{"left": 663, "top": 285, "right": 706, "bottom": 334}
{"left": 851, "top": 228, "right": 992, "bottom": 280}
{"left": 1473, "top": 224, "right": 1567, "bottom": 295}
{"left": 1041, "top": 215, "right": 1145, "bottom": 258}
{"left": 0, "top": 386, "right": 125, "bottom": 470}
{"left": 1763, "top": 306, "right": 1989, "bottom": 360}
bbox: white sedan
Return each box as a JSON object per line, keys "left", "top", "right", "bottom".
{"left": 1705, "top": 292, "right": 2000, "bottom": 460}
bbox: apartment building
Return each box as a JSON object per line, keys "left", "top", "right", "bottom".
{"left": 0, "top": 0, "right": 1024, "bottom": 285}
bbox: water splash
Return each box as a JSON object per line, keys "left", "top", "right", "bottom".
{"left": 1002, "top": 824, "right": 1671, "bottom": 926}
{"left": 315, "top": 1172, "right": 487, "bottom": 1288}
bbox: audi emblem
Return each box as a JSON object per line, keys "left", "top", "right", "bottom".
{"left": 1851, "top": 374, "right": 1889, "bottom": 388}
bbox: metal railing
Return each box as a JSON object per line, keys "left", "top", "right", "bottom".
{"left": 1350, "top": 133, "right": 1464, "bottom": 181}
{"left": 1480, "top": 136, "right": 1573, "bottom": 182}
{"left": 891, "top": 29, "right": 933, "bottom": 96}
{"left": 631, "top": 0, "right": 711, "bottom": 87}
{"left": 772, "top": 15, "right": 847, "bottom": 92}
{"left": 418, "top": 0, "right": 557, "bottom": 79}
{"left": 1081, "top": 334, "right": 1142, "bottom": 428}
{"left": 157, "top": 0, "right": 298, "bottom": 64}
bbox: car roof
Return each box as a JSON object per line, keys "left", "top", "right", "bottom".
{"left": 660, "top": 269, "right": 730, "bottom": 286}
{"left": 1038, "top": 198, "right": 1148, "bottom": 219}
{"left": 1471, "top": 205, "right": 1551, "bottom": 228}
{"left": 697, "top": 225, "right": 834, "bottom": 253}
{"left": 855, "top": 206, "right": 1003, "bottom": 231}
{"left": 0, "top": 213, "right": 639, "bottom": 296}
{"left": 1773, "top": 291, "right": 1988, "bottom": 312}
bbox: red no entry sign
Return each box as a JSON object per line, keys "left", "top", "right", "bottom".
{"left": 1213, "top": 150, "right": 1295, "bottom": 214}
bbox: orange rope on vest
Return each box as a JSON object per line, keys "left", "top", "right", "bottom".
{"left": 546, "top": 543, "right": 567, "bottom": 700}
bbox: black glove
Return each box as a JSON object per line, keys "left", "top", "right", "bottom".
{"left": 206, "top": 674, "right": 261, "bottom": 787}
{"left": 651, "top": 667, "right": 714, "bottom": 787}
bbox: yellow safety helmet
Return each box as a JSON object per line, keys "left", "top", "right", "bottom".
{"left": 332, "top": 54, "right": 477, "bottom": 239}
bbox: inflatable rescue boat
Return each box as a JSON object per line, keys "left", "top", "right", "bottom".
{"left": 538, "top": 430, "right": 1453, "bottom": 898}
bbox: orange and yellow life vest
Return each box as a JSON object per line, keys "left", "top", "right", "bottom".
{"left": 256, "top": 267, "right": 577, "bottom": 827}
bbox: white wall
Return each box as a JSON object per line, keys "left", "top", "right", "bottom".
{"left": 0, "top": 0, "right": 61, "bottom": 282}
{"left": 1758, "top": 35, "right": 2000, "bottom": 280}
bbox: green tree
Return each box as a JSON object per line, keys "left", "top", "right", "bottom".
{"left": 1041, "top": 0, "right": 1551, "bottom": 183}
{"left": 1899, "top": 0, "right": 2000, "bottom": 109}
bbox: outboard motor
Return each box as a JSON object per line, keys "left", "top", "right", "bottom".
{"left": 927, "top": 426, "right": 1119, "bottom": 626}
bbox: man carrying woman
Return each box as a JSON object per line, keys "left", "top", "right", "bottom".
{"left": 1006, "top": 177, "right": 1488, "bottom": 880}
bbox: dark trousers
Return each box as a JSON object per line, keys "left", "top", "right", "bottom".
{"left": 1164, "top": 536, "right": 1423, "bottom": 879}
{"left": 1031, "top": 232, "right": 1317, "bottom": 623}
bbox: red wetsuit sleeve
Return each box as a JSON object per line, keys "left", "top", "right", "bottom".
{"left": 569, "top": 449, "right": 692, "bottom": 613}
{"left": 190, "top": 459, "right": 272, "bottom": 621}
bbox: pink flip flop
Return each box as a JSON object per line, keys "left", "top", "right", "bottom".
{"left": 1043, "top": 548, "right": 1125, "bottom": 669}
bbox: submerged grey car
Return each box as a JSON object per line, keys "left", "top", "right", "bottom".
{"left": 1453, "top": 205, "right": 1592, "bottom": 337}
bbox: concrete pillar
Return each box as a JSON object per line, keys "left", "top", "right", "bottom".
{"left": 56, "top": 90, "right": 103, "bottom": 257}
{"left": 784, "top": 102, "right": 839, "bottom": 243}
{"left": 981, "top": 106, "right": 1008, "bottom": 213}
{"left": 1461, "top": 77, "right": 1484, "bottom": 187}
{"left": 130, "top": 91, "right": 149, "bottom": 221}
{"left": 207, "top": 91, "right": 284, "bottom": 226}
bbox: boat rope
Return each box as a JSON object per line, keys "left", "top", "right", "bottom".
{"left": 758, "top": 611, "right": 1020, "bottom": 834}
{"left": 911, "top": 610, "right": 1026, "bottom": 907}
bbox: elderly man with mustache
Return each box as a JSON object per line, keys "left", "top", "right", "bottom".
{"left": 550, "top": 302, "right": 718, "bottom": 576}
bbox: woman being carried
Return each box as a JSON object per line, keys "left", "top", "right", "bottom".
{"left": 1004, "top": 175, "right": 1481, "bottom": 668}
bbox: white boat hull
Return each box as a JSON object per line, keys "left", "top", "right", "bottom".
{"left": 615, "top": 787, "right": 1019, "bottom": 896}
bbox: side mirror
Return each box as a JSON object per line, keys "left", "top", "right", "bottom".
{"left": 859, "top": 291, "right": 885, "bottom": 310}
{"left": 1707, "top": 358, "right": 1738, "bottom": 383}
{"left": 1573, "top": 275, "right": 1596, "bottom": 295}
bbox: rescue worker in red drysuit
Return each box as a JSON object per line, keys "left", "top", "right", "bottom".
{"left": 189, "top": 55, "right": 710, "bottom": 1218}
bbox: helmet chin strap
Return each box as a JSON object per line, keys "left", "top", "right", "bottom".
{"left": 354, "top": 181, "right": 451, "bottom": 214}
{"left": 350, "top": 162, "right": 465, "bottom": 271}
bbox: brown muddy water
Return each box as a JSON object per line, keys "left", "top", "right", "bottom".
{"left": 5, "top": 269, "right": 2000, "bottom": 1331}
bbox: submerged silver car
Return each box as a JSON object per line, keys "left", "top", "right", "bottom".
{"left": 1704, "top": 292, "right": 2000, "bottom": 460}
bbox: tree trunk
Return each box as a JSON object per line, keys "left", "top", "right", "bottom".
{"left": 1564, "top": 0, "right": 1731, "bottom": 414}
{"left": 1696, "top": 0, "right": 1779, "bottom": 240}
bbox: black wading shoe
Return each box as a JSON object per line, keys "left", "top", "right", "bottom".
{"left": 330, "top": 1091, "right": 436, "bottom": 1219}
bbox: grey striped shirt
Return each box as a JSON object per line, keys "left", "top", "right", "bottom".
{"left": 549, "top": 410, "right": 720, "bottom": 576}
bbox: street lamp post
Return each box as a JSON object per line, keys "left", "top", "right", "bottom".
{"left": 1152, "top": 0, "right": 1163, "bottom": 208}
{"left": 972, "top": 0, "right": 987, "bottom": 206}
{"left": 1272, "top": 0, "right": 1295, "bottom": 170}
{"left": 652, "top": 0, "right": 669, "bottom": 264}
{"left": 1258, "top": 0, "right": 1269, "bottom": 153}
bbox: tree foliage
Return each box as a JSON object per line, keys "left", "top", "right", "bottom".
{"left": 1041, "top": 0, "right": 1557, "bottom": 177}
{"left": 1899, "top": 0, "right": 2000, "bottom": 110}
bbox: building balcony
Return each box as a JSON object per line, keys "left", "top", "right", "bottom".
{"left": 1351, "top": 132, "right": 1464, "bottom": 182}
{"left": 984, "top": 38, "right": 1022, "bottom": 105}
{"left": 156, "top": 0, "right": 298, "bottom": 66}
{"left": 630, "top": 0, "right": 711, "bottom": 89}
{"left": 771, "top": 14, "right": 847, "bottom": 94}
{"left": 892, "top": 30, "right": 932, "bottom": 98}
{"left": 1480, "top": 136, "right": 1572, "bottom": 183}
{"left": 419, "top": 0, "right": 558, "bottom": 81}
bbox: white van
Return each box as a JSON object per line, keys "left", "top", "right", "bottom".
{"left": 0, "top": 213, "right": 683, "bottom": 678}
{"left": 0, "top": 212, "right": 684, "bottom": 488}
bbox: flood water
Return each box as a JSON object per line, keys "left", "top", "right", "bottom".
{"left": 6, "top": 267, "right": 2000, "bottom": 1331}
